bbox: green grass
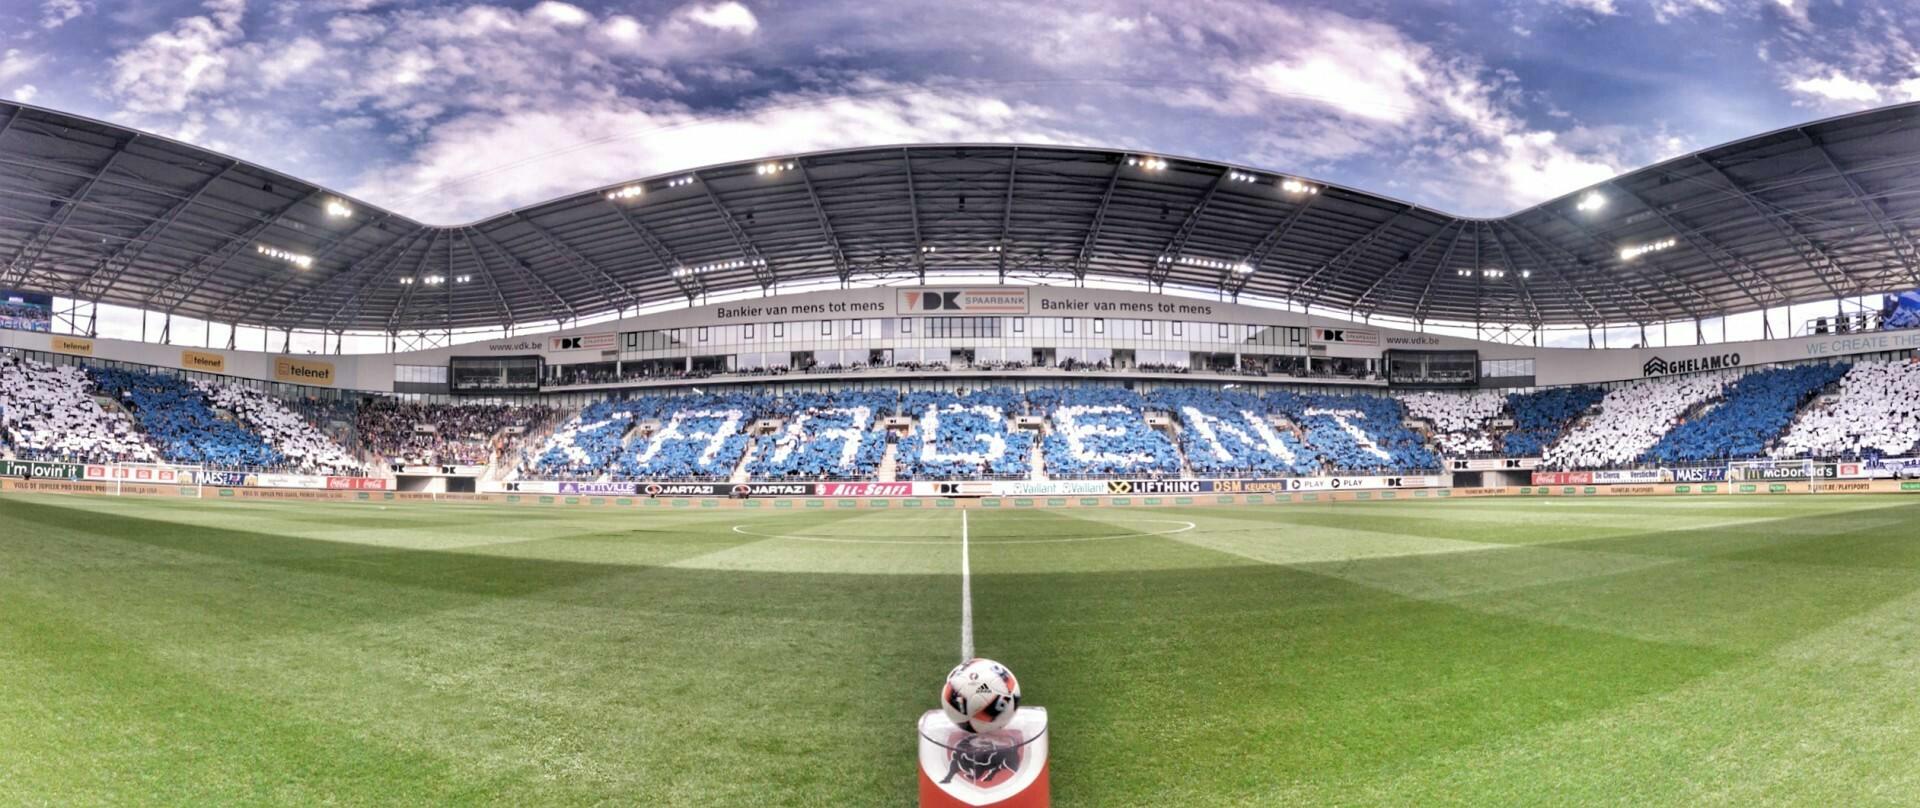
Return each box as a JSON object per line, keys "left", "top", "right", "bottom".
{"left": 5, "top": 493, "right": 1920, "bottom": 805}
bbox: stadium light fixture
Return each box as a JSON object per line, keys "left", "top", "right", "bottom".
{"left": 667, "top": 176, "right": 697, "bottom": 188}
{"left": 1618, "top": 237, "right": 1676, "bottom": 261}
{"left": 255, "top": 244, "right": 313, "bottom": 269}
{"left": 455, "top": 275, "right": 471, "bottom": 284}
{"left": 1126, "top": 156, "right": 1169, "bottom": 171}
{"left": 1576, "top": 191, "right": 1606, "bottom": 213}
{"left": 1522, "top": 270, "right": 1532, "bottom": 278}
{"left": 605, "top": 184, "right": 644, "bottom": 201}
{"left": 1232, "top": 262, "right": 1254, "bottom": 275}
{"left": 1159, "top": 253, "right": 1241, "bottom": 271}
{"left": 756, "top": 161, "right": 798, "bottom": 176}
{"left": 398, "top": 277, "right": 414, "bottom": 285}
{"left": 921, "top": 245, "right": 937, "bottom": 254}
{"left": 325, "top": 200, "right": 353, "bottom": 218}
{"left": 1228, "top": 171, "right": 1261, "bottom": 183}
{"left": 1280, "top": 178, "right": 1320, "bottom": 195}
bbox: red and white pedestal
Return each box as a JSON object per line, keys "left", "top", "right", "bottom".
{"left": 917, "top": 707, "right": 1049, "bottom": 807}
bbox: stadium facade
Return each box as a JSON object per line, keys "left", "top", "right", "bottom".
{"left": 4, "top": 101, "right": 1920, "bottom": 495}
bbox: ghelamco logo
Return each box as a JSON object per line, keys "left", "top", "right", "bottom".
{"left": 1642, "top": 353, "right": 1740, "bottom": 377}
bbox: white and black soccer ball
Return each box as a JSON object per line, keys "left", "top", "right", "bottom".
{"left": 941, "top": 658, "right": 1021, "bottom": 734}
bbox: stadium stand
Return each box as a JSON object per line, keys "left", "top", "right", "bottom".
{"left": 746, "top": 392, "right": 893, "bottom": 480}
{"left": 1033, "top": 387, "right": 1181, "bottom": 478}
{"left": 614, "top": 393, "right": 764, "bottom": 480}
{"left": 525, "top": 398, "right": 652, "bottom": 480}
{"left": 1153, "top": 388, "right": 1318, "bottom": 477}
{"left": 896, "top": 388, "right": 1033, "bottom": 480}
{"left": 1270, "top": 391, "right": 1441, "bottom": 473}
{"left": 1641, "top": 362, "right": 1850, "bottom": 464}
{"left": 1773, "top": 359, "right": 1920, "bottom": 460}
{"left": 1544, "top": 372, "right": 1731, "bottom": 469}
{"left": 1638, "top": 364, "right": 1848, "bottom": 464}
{"left": 1502, "top": 386, "right": 1606, "bottom": 458}
{"left": 196, "top": 381, "right": 364, "bottom": 474}
{"left": 357, "top": 400, "right": 555, "bottom": 466}
{"left": 1399, "top": 390, "right": 1505, "bottom": 455}
{"left": 0, "top": 355, "right": 158, "bottom": 464}
{"left": 90, "top": 368, "right": 282, "bottom": 469}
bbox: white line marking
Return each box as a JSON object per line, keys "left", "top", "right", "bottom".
{"left": 960, "top": 509, "right": 974, "bottom": 661}
{"left": 728, "top": 519, "right": 1197, "bottom": 545}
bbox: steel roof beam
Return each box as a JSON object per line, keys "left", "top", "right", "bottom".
{"left": 1407, "top": 223, "right": 1470, "bottom": 324}
{"left": 1148, "top": 169, "right": 1230, "bottom": 287}
{"left": 1692, "top": 154, "right": 1850, "bottom": 299}
{"left": 698, "top": 173, "right": 774, "bottom": 289}
{"left": 1075, "top": 160, "right": 1125, "bottom": 279}
{"left": 996, "top": 149, "right": 1018, "bottom": 281}
{"left": 460, "top": 228, "right": 518, "bottom": 327}
{"left": 1351, "top": 220, "right": 1456, "bottom": 318}
{"left": 1536, "top": 206, "right": 1721, "bottom": 317}
{"left": 1226, "top": 194, "right": 1318, "bottom": 298}
{"left": 235, "top": 212, "right": 401, "bottom": 325}
{"left": 607, "top": 200, "right": 697, "bottom": 299}
{"left": 1493, "top": 222, "right": 1612, "bottom": 325}
{"left": 467, "top": 226, "right": 577, "bottom": 324}
{"left": 1804, "top": 129, "right": 1920, "bottom": 286}
{"left": 68, "top": 161, "right": 237, "bottom": 301}
{"left": 1294, "top": 209, "right": 1408, "bottom": 307}
{"left": 3, "top": 135, "right": 134, "bottom": 288}
{"left": 902, "top": 150, "right": 926, "bottom": 282}
{"left": 1484, "top": 224, "right": 1546, "bottom": 326}
{"left": 509, "top": 211, "right": 640, "bottom": 313}
{"left": 144, "top": 189, "right": 325, "bottom": 316}
{"left": 1600, "top": 180, "right": 1786, "bottom": 306}
{"left": 304, "top": 228, "right": 432, "bottom": 332}
{"left": 795, "top": 160, "right": 850, "bottom": 282}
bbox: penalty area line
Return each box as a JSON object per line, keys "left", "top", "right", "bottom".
{"left": 960, "top": 509, "right": 973, "bottom": 662}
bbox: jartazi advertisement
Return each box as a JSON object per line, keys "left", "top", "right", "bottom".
{"left": 639, "top": 482, "right": 820, "bottom": 497}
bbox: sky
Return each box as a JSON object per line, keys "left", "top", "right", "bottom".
{"left": 2, "top": 0, "right": 1916, "bottom": 229}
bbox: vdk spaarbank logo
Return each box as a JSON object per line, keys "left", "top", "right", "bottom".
{"left": 897, "top": 288, "right": 1030, "bottom": 314}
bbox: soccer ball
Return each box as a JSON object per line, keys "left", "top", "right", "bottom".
{"left": 941, "top": 658, "right": 1021, "bottom": 733}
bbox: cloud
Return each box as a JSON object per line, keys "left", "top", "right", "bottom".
{"left": 1788, "top": 71, "right": 1882, "bottom": 103}
{"left": 0, "top": 50, "right": 42, "bottom": 85}
{"left": 348, "top": 86, "right": 1079, "bottom": 224}
{"left": 1553, "top": 0, "right": 1619, "bottom": 15}
{"left": 684, "top": 1, "right": 759, "bottom": 35}
{"left": 41, "top": 0, "right": 89, "bottom": 29}
{"left": 109, "top": 0, "right": 248, "bottom": 115}
{"left": 1651, "top": 0, "right": 1727, "bottom": 23}
{"left": 11, "top": 85, "right": 37, "bottom": 103}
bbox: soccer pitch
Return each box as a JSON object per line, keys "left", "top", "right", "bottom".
{"left": 6, "top": 493, "right": 1920, "bottom": 805}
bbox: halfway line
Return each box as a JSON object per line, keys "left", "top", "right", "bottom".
{"left": 960, "top": 509, "right": 974, "bottom": 662}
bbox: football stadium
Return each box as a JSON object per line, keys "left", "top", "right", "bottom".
{"left": 8, "top": 6, "right": 1920, "bottom": 803}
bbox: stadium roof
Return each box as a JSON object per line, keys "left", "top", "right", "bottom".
{"left": 3, "top": 99, "right": 1920, "bottom": 335}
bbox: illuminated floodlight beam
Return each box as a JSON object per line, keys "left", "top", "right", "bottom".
{"left": 325, "top": 200, "right": 353, "bottom": 218}
{"left": 255, "top": 244, "right": 313, "bottom": 269}
{"left": 605, "top": 185, "right": 644, "bottom": 201}
{"left": 1576, "top": 191, "right": 1606, "bottom": 212}
{"left": 1280, "top": 178, "right": 1320, "bottom": 195}
{"left": 1618, "top": 237, "right": 1677, "bottom": 261}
